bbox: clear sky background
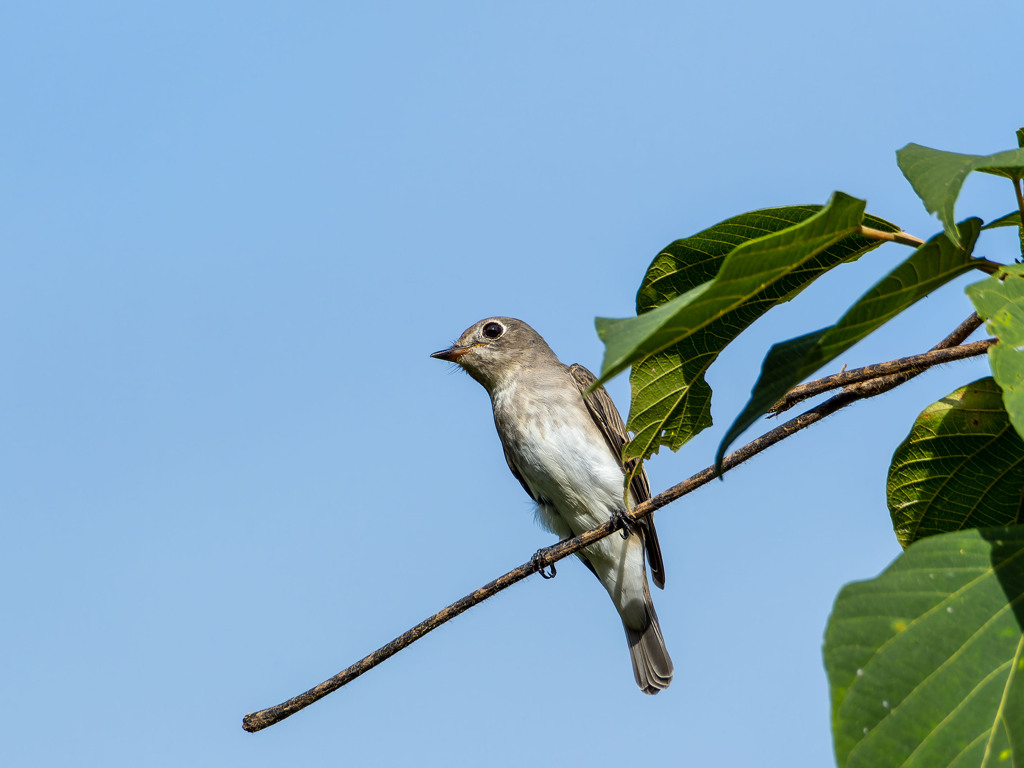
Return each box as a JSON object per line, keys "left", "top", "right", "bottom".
{"left": 2, "top": 2, "right": 1021, "bottom": 766}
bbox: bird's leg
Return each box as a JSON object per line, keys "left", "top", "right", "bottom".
{"left": 611, "top": 508, "right": 639, "bottom": 540}
{"left": 531, "top": 547, "right": 557, "bottom": 579}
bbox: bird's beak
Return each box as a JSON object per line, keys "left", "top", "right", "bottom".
{"left": 430, "top": 344, "right": 478, "bottom": 362}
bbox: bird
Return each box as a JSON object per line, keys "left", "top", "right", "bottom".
{"left": 431, "top": 316, "right": 672, "bottom": 693}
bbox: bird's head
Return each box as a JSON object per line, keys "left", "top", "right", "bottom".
{"left": 430, "top": 316, "right": 553, "bottom": 390}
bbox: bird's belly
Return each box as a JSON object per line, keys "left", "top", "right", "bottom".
{"left": 496, "top": 394, "right": 647, "bottom": 624}
{"left": 510, "top": 415, "right": 626, "bottom": 535}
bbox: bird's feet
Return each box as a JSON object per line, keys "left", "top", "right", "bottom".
{"left": 531, "top": 548, "right": 557, "bottom": 579}
{"left": 611, "top": 508, "right": 639, "bottom": 540}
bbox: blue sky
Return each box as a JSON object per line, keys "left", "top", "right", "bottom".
{"left": 2, "top": 2, "right": 1020, "bottom": 766}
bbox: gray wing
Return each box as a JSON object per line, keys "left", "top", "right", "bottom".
{"left": 568, "top": 363, "right": 666, "bottom": 589}
{"left": 502, "top": 444, "right": 538, "bottom": 502}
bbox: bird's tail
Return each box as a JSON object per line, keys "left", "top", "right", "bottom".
{"left": 623, "top": 582, "right": 673, "bottom": 694}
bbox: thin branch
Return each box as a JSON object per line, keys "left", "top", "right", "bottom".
{"left": 771, "top": 329, "right": 991, "bottom": 414}
{"left": 774, "top": 313, "right": 985, "bottom": 414}
{"left": 835, "top": 312, "right": 985, "bottom": 402}
{"left": 858, "top": 225, "right": 924, "bottom": 247}
{"left": 242, "top": 314, "right": 989, "bottom": 733}
{"left": 937, "top": 312, "right": 987, "bottom": 348}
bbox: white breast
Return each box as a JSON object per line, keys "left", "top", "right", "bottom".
{"left": 492, "top": 377, "right": 628, "bottom": 534}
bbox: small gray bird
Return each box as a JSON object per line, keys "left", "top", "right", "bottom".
{"left": 431, "top": 317, "right": 672, "bottom": 693}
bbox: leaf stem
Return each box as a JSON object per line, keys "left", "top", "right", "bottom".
{"left": 858, "top": 225, "right": 924, "bottom": 247}
{"left": 241, "top": 316, "right": 987, "bottom": 733}
{"left": 974, "top": 258, "right": 1004, "bottom": 275}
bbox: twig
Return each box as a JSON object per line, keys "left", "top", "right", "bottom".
{"left": 772, "top": 313, "right": 984, "bottom": 414}
{"left": 936, "top": 312, "right": 986, "bottom": 348}
{"left": 836, "top": 311, "right": 985, "bottom": 398}
{"left": 242, "top": 315, "right": 989, "bottom": 733}
{"left": 858, "top": 226, "right": 924, "bottom": 247}
{"left": 770, "top": 335, "right": 991, "bottom": 414}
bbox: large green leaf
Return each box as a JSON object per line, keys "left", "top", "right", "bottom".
{"left": 716, "top": 219, "right": 983, "bottom": 468}
{"left": 888, "top": 378, "right": 1024, "bottom": 548}
{"left": 968, "top": 264, "right": 1024, "bottom": 441}
{"left": 897, "top": 142, "right": 1024, "bottom": 247}
{"left": 825, "top": 526, "right": 1024, "bottom": 768}
{"left": 631, "top": 206, "right": 872, "bottom": 312}
{"left": 595, "top": 193, "right": 898, "bottom": 461}
{"left": 625, "top": 205, "right": 842, "bottom": 459}
{"left": 597, "top": 192, "right": 868, "bottom": 381}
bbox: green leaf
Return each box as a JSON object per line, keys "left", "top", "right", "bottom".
{"left": 595, "top": 194, "right": 899, "bottom": 460}
{"left": 633, "top": 206, "right": 858, "bottom": 312}
{"left": 596, "top": 193, "right": 868, "bottom": 380}
{"left": 825, "top": 526, "right": 1024, "bottom": 768}
{"left": 626, "top": 203, "right": 894, "bottom": 460}
{"left": 625, "top": 205, "right": 875, "bottom": 457}
{"left": 981, "top": 211, "right": 1022, "bottom": 231}
{"left": 968, "top": 264, "right": 1024, "bottom": 440}
{"left": 897, "top": 143, "right": 1024, "bottom": 247}
{"left": 716, "top": 219, "right": 983, "bottom": 468}
{"left": 624, "top": 341, "right": 715, "bottom": 461}
{"left": 888, "top": 377, "right": 1024, "bottom": 548}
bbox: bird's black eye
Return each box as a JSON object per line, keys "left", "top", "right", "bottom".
{"left": 482, "top": 322, "right": 504, "bottom": 339}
